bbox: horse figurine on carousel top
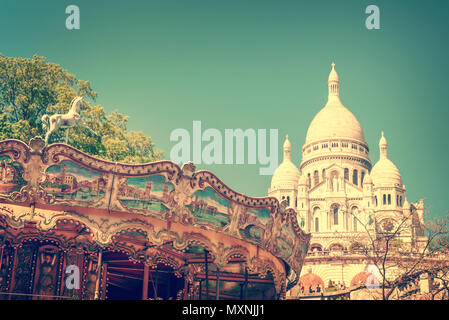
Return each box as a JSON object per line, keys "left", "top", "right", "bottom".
{"left": 41, "top": 96, "right": 98, "bottom": 145}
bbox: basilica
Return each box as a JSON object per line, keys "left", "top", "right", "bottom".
{"left": 268, "top": 63, "right": 427, "bottom": 294}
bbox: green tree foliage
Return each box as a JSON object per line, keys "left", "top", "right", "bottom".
{"left": 0, "top": 54, "right": 163, "bottom": 163}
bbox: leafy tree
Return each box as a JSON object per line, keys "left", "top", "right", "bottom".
{"left": 0, "top": 54, "right": 162, "bottom": 163}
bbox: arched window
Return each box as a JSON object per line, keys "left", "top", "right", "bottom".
{"left": 396, "top": 195, "right": 399, "bottom": 206}
{"left": 353, "top": 169, "right": 358, "bottom": 185}
{"left": 333, "top": 205, "right": 339, "bottom": 225}
{"left": 375, "top": 196, "right": 378, "bottom": 206}
{"left": 388, "top": 194, "right": 391, "bottom": 205}
{"left": 295, "top": 197, "right": 297, "bottom": 208}
{"left": 315, "top": 217, "right": 319, "bottom": 232}
{"left": 307, "top": 173, "right": 311, "bottom": 187}
{"left": 314, "top": 170, "right": 319, "bottom": 186}
{"left": 322, "top": 169, "right": 326, "bottom": 180}
{"left": 399, "top": 196, "right": 402, "bottom": 206}
{"left": 361, "top": 171, "right": 365, "bottom": 185}
{"left": 353, "top": 217, "right": 358, "bottom": 232}
{"left": 344, "top": 168, "right": 349, "bottom": 180}
{"left": 383, "top": 194, "right": 386, "bottom": 205}
{"left": 287, "top": 196, "right": 290, "bottom": 206}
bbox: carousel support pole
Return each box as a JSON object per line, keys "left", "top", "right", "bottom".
{"left": 183, "top": 263, "right": 190, "bottom": 300}
{"left": 142, "top": 263, "right": 149, "bottom": 300}
{"left": 243, "top": 266, "right": 248, "bottom": 300}
{"left": 239, "top": 283, "right": 244, "bottom": 300}
{"left": 94, "top": 249, "right": 103, "bottom": 300}
{"left": 216, "top": 268, "right": 220, "bottom": 300}
{"left": 204, "top": 250, "right": 209, "bottom": 300}
{"left": 155, "top": 266, "right": 159, "bottom": 299}
{"left": 101, "top": 263, "right": 108, "bottom": 300}
{"left": 198, "top": 280, "right": 202, "bottom": 300}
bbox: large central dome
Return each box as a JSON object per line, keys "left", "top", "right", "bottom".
{"left": 305, "top": 63, "right": 366, "bottom": 145}
{"left": 300, "top": 63, "right": 371, "bottom": 170}
{"left": 305, "top": 101, "right": 365, "bottom": 144}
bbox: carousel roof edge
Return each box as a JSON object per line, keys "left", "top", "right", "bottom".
{"left": 0, "top": 137, "right": 311, "bottom": 279}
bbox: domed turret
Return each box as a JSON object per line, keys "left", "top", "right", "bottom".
{"left": 371, "top": 132, "right": 402, "bottom": 187}
{"left": 403, "top": 198, "right": 410, "bottom": 209}
{"left": 270, "top": 135, "right": 300, "bottom": 190}
{"left": 300, "top": 63, "right": 371, "bottom": 194}
{"left": 304, "top": 63, "right": 366, "bottom": 146}
{"left": 363, "top": 173, "right": 373, "bottom": 185}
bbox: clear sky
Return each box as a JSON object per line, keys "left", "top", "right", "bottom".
{"left": 1, "top": 0, "right": 448, "bottom": 219}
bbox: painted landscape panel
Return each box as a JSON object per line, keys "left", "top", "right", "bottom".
{"left": 43, "top": 160, "right": 106, "bottom": 205}
{"left": 188, "top": 187, "right": 230, "bottom": 228}
{"left": 247, "top": 207, "right": 271, "bottom": 224}
{"left": 0, "top": 155, "right": 26, "bottom": 195}
{"left": 118, "top": 174, "right": 173, "bottom": 215}
{"left": 240, "top": 224, "right": 264, "bottom": 242}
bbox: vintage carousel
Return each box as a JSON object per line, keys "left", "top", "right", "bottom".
{"left": 0, "top": 101, "right": 310, "bottom": 300}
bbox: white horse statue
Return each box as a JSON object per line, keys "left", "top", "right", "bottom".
{"left": 41, "top": 96, "right": 97, "bottom": 145}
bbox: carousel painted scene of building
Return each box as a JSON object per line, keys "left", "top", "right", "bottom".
{"left": 0, "top": 135, "right": 310, "bottom": 300}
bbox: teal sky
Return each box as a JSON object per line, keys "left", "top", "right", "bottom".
{"left": 1, "top": 1, "right": 448, "bottom": 219}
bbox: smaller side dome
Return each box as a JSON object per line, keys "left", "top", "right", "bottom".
{"left": 371, "top": 132, "right": 402, "bottom": 187}
{"left": 270, "top": 135, "right": 300, "bottom": 190}
{"left": 402, "top": 198, "right": 410, "bottom": 209}
{"left": 363, "top": 173, "right": 373, "bottom": 185}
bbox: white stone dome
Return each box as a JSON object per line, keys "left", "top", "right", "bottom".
{"left": 402, "top": 198, "right": 410, "bottom": 209}
{"left": 363, "top": 173, "right": 373, "bottom": 185}
{"left": 371, "top": 132, "right": 402, "bottom": 187}
{"left": 300, "top": 63, "right": 371, "bottom": 171}
{"left": 270, "top": 160, "right": 300, "bottom": 189}
{"left": 371, "top": 158, "right": 402, "bottom": 187}
{"left": 305, "top": 63, "right": 365, "bottom": 145}
{"left": 271, "top": 135, "right": 300, "bottom": 190}
{"left": 305, "top": 102, "right": 366, "bottom": 144}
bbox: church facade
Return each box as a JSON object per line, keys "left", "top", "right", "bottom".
{"left": 268, "top": 63, "right": 427, "bottom": 293}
